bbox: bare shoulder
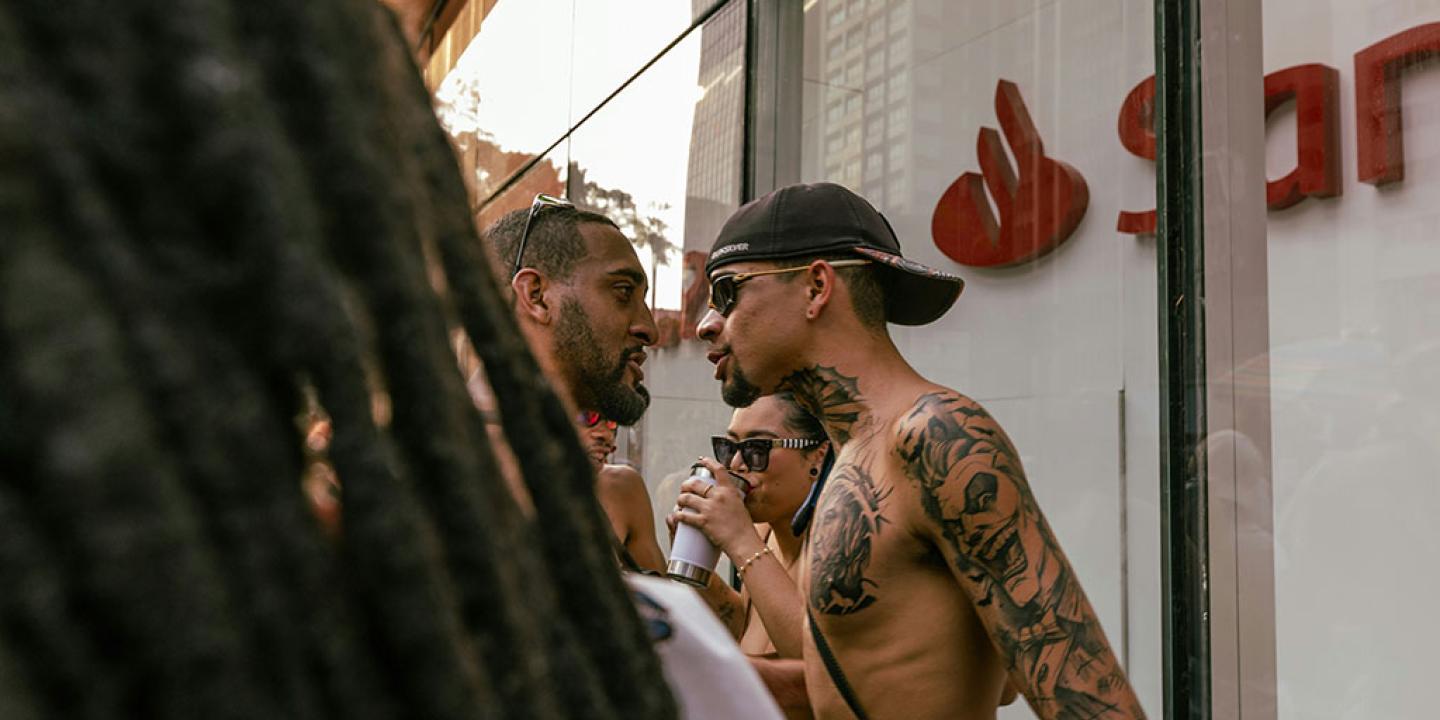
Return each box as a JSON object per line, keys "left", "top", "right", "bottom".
{"left": 597, "top": 463, "right": 645, "bottom": 486}
{"left": 597, "top": 464, "right": 651, "bottom": 504}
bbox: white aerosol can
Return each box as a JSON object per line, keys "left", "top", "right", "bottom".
{"left": 667, "top": 465, "right": 720, "bottom": 587}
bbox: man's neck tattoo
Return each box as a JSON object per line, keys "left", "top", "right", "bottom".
{"left": 776, "top": 365, "right": 867, "bottom": 446}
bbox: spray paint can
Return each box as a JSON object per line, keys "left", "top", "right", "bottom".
{"left": 666, "top": 465, "right": 721, "bottom": 587}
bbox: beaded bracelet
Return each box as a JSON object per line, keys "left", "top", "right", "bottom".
{"left": 736, "top": 546, "right": 773, "bottom": 581}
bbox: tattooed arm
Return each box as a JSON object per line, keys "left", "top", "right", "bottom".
{"left": 672, "top": 461, "right": 806, "bottom": 654}
{"left": 695, "top": 577, "right": 748, "bottom": 640}
{"left": 896, "top": 392, "right": 1146, "bottom": 720}
{"left": 693, "top": 565, "right": 806, "bottom": 657}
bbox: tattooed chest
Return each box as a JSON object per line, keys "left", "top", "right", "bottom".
{"left": 806, "top": 461, "right": 892, "bottom": 616}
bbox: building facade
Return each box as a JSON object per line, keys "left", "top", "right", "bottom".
{"left": 424, "top": 1, "right": 1440, "bottom": 718}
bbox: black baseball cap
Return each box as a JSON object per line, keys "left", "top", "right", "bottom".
{"left": 706, "top": 182, "right": 964, "bottom": 325}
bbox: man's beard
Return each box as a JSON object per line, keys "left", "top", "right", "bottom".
{"left": 722, "top": 361, "right": 763, "bottom": 408}
{"left": 555, "top": 299, "right": 650, "bottom": 425}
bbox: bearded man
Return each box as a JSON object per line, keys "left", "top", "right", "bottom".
{"left": 484, "top": 196, "right": 656, "bottom": 427}
{"left": 486, "top": 196, "right": 785, "bottom": 719}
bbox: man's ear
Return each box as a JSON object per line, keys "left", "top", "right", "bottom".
{"left": 804, "top": 260, "right": 838, "bottom": 320}
{"left": 511, "top": 268, "right": 554, "bottom": 324}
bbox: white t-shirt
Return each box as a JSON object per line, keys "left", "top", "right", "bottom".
{"left": 626, "top": 573, "right": 785, "bottom": 720}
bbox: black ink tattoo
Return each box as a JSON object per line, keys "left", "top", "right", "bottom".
{"left": 715, "top": 596, "right": 741, "bottom": 634}
{"left": 808, "top": 460, "right": 889, "bottom": 616}
{"left": 775, "top": 365, "right": 865, "bottom": 445}
{"left": 897, "top": 392, "right": 1143, "bottom": 719}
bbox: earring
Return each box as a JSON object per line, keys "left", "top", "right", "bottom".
{"left": 809, "top": 467, "right": 819, "bottom": 477}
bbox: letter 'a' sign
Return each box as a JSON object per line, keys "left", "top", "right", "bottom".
{"left": 931, "top": 80, "right": 1090, "bottom": 268}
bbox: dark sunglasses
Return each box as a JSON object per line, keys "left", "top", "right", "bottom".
{"left": 511, "top": 193, "right": 574, "bottom": 278}
{"left": 577, "top": 410, "right": 619, "bottom": 431}
{"left": 707, "top": 259, "right": 871, "bottom": 316}
{"left": 711, "top": 436, "right": 823, "bottom": 472}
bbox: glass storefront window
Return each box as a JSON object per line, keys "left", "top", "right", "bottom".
{"left": 863, "top": 82, "right": 881, "bottom": 109}
{"left": 433, "top": 0, "right": 742, "bottom": 239}
{"left": 566, "top": 13, "right": 740, "bottom": 313}
{"left": 432, "top": 0, "right": 576, "bottom": 220}
{"left": 476, "top": 143, "right": 570, "bottom": 233}
{"left": 431, "top": 0, "right": 747, "bottom": 553}
{"left": 800, "top": 2, "right": 1161, "bottom": 717}
{"left": 424, "top": 0, "right": 1435, "bottom": 716}
{"left": 567, "top": 1, "right": 712, "bottom": 128}
{"left": 1259, "top": 3, "right": 1440, "bottom": 719}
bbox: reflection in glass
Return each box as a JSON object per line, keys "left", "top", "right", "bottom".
{"left": 432, "top": 0, "right": 575, "bottom": 217}
{"left": 800, "top": 1, "right": 1161, "bottom": 717}
{"left": 473, "top": 144, "right": 568, "bottom": 234}
{"left": 568, "top": 1, "right": 712, "bottom": 124}
{"left": 567, "top": 0, "right": 745, "bottom": 316}
{"left": 526, "top": 1, "right": 746, "bottom": 555}
{"left": 1261, "top": 3, "right": 1440, "bottom": 718}
{"left": 430, "top": 0, "right": 744, "bottom": 317}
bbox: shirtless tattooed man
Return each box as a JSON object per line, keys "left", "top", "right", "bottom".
{"left": 696, "top": 182, "right": 1146, "bottom": 720}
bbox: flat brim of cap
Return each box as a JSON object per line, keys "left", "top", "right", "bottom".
{"left": 851, "top": 247, "right": 965, "bottom": 325}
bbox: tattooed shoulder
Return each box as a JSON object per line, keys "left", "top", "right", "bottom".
{"left": 894, "top": 391, "right": 1146, "bottom": 718}
{"left": 894, "top": 391, "right": 1023, "bottom": 488}
{"left": 807, "top": 458, "right": 890, "bottom": 616}
{"left": 894, "top": 390, "right": 1039, "bottom": 610}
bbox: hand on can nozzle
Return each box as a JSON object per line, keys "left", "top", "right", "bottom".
{"left": 670, "top": 457, "right": 762, "bottom": 560}
{"left": 666, "top": 464, "right": 720, "bottom": 586}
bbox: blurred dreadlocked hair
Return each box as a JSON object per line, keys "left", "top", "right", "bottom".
{"left": 0, "top": 1, "right": 675, "bottom": 719}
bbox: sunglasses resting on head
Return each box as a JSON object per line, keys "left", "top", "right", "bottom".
{"left": 511, "top": 193, "right": 575, "bottom": 278}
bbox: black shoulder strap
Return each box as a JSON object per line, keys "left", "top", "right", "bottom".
{"left": 612, "top": 532, "right": 661, "bottom": 578}
{"left": 807, "top": 609, "right": 869, "bottom": 720}
{"left": 790, "top": 446, "right": 836, "bottom": 535}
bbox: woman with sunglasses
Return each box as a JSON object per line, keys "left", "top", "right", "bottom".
{"left": 581, "top": 410, "right": 668, "bottom": 574}
{"left": 669, "top": 393, "right": 829, "bottom": 718}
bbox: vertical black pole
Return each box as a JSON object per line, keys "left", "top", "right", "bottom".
{"left": 741, "top": 0, "right": 757, "bottom": 204}
{"left": 1155, "top": 0, "right": 1210, "bottom": 718}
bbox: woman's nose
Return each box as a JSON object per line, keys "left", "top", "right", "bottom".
{"left": 728, "top": 451, "right": 746, "bottom": 471}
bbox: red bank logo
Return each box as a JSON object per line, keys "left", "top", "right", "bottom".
{"left": 931, "top": 80, "right": 1090, "bottom": 268}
